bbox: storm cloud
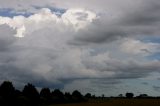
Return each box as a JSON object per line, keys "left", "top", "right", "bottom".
{"left": 0, "top": 0, "right": 160, "bottom": 96}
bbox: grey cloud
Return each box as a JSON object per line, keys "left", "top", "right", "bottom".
{"left": 82, "top": 52, "right": 160, "bottom": 79}
{"left": 70, "top": 0, "right": 160, "bottom": 44}
{"left": 1, "top": 0, "right": 160, "bottom": 44}
{"left": 0, "top": 65, "right": 63, "bottom": 89}
{"left": 73, "top": 25, "right": 125, "bottom": 44}
{"left": 63, "top": 78, "right": 121, "bottom": 95}
{"left": 112, "top": 61, "right": 160, "bottom": 79}
{"left": 141, "top": 82, "right": 149, "bottom": 85}
{"left": 0, "top": 0, "right": 160, "bottom": 95}
{"left": 0, "top": 25, "right": 16, "bottom": 51}
{"left": 153, "top": 86, "right": 160, "bottom": 92}
{"left": 122, "top": 0, "right": 160, "bottom": 26}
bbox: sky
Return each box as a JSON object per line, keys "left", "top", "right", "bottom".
{"left": 0, "top": 0, "right": 160, "bottom": 96}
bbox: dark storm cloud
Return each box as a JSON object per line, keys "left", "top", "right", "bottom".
{"left": 0, "top": 0, "right": 160, "bottom": 95}
{"left": 1, "top": 0, "right": 160, "bottom": 44}
{"left": 120, "top": 0, "right": 160, "bottom": 35}
{"left": 153, "top": 86, "right": 160, "bottom": 92}
{"left": 0, "top": 62, "right": 65, "bottom": 89}
{"left": 82, "top": 55, "right": 160, "bottom": 79}
{"left": 122, "top": 0, "right": 160, "bottom": 26}
{"left": 141, "top": 82, "right": 149, "bottom": 85}
{"left": 70, "top": 0, "right": 160, "bottom": 44}
{"left": 0, "top": 25, "right": 64, "bottom": 88}
{"left": 91, "top": 79, "right": 121, "bottom": 85}
{"left": 73, "top": 25, "right": 125, "bottom": 44}
{"left": 112, "top": 62, "right": 160, "bottom": 79}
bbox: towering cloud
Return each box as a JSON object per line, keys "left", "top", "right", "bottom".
{"left": 0, "top": 8, "right": 96, "bottom": 38}
{"left": 0, "top": 0, "right": 160, "bottom": 96}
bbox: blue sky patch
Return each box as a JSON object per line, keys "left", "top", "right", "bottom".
{"left": 0, "top": 8, "right": 32, "bottom": 18}
{"left": 147, "top": 52, "right": 160, "bottom": 60}
{"left": 141, "top": 36, "right": 160, "bottom": 44}
{"left": 33, "top": 6, "right": 67, "bottom": 17}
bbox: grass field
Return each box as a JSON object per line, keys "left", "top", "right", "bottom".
{"left": 49, "top": 99, "right": 160, "bottom": 106}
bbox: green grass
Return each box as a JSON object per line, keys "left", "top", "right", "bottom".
{"left": 49, "top": 99, "right": 160, "bottom": 106}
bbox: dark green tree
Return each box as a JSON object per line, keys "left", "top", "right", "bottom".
{"left": 40, "top": 88, "right": 52, "bottom": 104}
{"left": 138, "top": 94, "right": 148, "bottom": 98}
{"left": 72, "top": 90, "right": 83, "bottom": 102}
{"left": 52, "top": 89, "right": 64, "bottom": 103}
{"left": 22, "top": 83, "right": 39, "bottom": 104}
{"left": 64, "top": 92, "right": 72, "bottom": 103}
{"left": 85, "top": 93, "right": 92, "bottom": 98}
{"left": 0, "top": 81, "right": 15, "bottom": 98}
{"left": 126, "top": 92, "right": 134, "bottom": 98}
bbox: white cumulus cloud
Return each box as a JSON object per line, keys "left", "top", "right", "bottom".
{"left": 0, "top": 8, "right": 97, "bottom": 38}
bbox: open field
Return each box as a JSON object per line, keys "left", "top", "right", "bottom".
{"left": 49, "top": 99, "right": 160, "bottom": 106}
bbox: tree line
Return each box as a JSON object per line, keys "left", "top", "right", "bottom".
{"left": 0, "top": 81, "right": 158, "bottom": 106}
{"left": 0, "top": 81, "right": 89, "bottom": 106}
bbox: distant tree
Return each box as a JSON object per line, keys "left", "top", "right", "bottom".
{"left": 118, "top": 94, "right": 123, "bottom": 98}
{"left": 138, "top": 94, "right": 148, "bottom": 98}
{"left": 40, "top": 88, "right": 52, "bottom": 104}
{"left": 72, "top": 90, "right": 82, "bottom": 98}
{"left": 65, "top": 92, "right": 71, "bottom": 98}
{"left": 102, "top": 94, "right": 105, "bottom": 98}
{"left": 52, "top": 89, "right": 64, "bottom": 103}
{"left": 85, "top": 93, "right": 92, "bottom": 98}
{"left": 22, "top": 83, "right": 39, "bottom": 104}
{"left": 0, "top": 81, "right": 15, "bottom": 98}
{"left": 0, "top": 81, "right": 88, "bottom": 105}
{"left": 92, "top": 94, "right": 96, "bottom": 98}
{"left": 72, "top": 90, "right": 83, "bottom": 102}
{"left": 14, "top": 89, "right": 22, "bottom": 97}
{"left": 40, "top": 88, "right": 51, "bottom": 98}
{"left": 126, "top": 93, "right": 134, "bottom": 98}
{"left": 64, "top": 92, "right": 72, "bottom": 103}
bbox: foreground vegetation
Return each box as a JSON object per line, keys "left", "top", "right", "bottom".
{"left": 0, "top": 81, "right": 86, "bottom": 106}
{"left": 50, "top": 98, "right": 160, "bottom": 106}
{"left": 1, "top": 81, "right": 160, "bottom": 106}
